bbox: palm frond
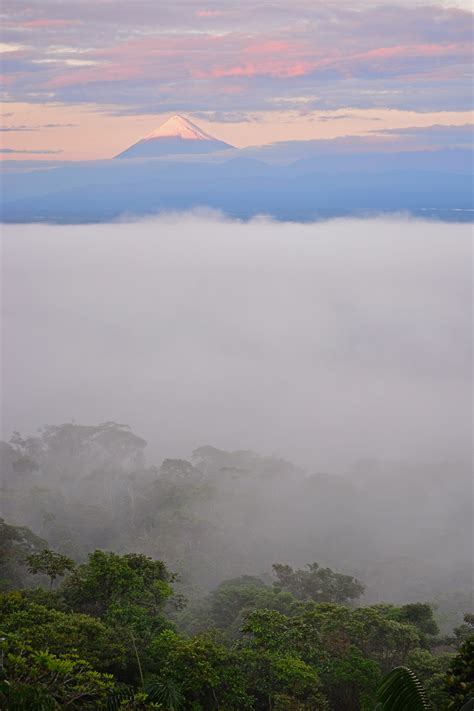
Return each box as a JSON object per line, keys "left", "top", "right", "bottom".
{"left": 106, "top": 684, "right": 136, "bottom": 710}
{"left": 144, "top": 678, "right": 184, "bottom": 710}
{"left": 377, "top": 666, "right": 432, "bottom": 711}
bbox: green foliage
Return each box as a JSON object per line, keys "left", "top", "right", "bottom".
{"left": 0, "top": 634, "right": 116, "bottom": 709}
{"left": 319, "top": 646, "right": 381, "bottom": 710}
{"left": 349, "top": 605, "right": 421, "bottom": 673}
{"left": 0, "top": 528, "right": 466, "bottom": 711}
{"left": 377, "top": 666, "right": 432, "bottom": 710}
{"left": 61, "top": 550, "right": 174, "bottom": 631}
{"left": 0, "top": 591, "right": 127, "bottom": 675}
{"left": 144, "top": 678, "right": 184, "bottom": 709}
{"left": 390, "top": 603, "right": 439, "bottom": 640}
{"left": 27, "top": 548, "right": 75, "bottom": 590}
{"left": 444, "top": 640, "right": 474, "bottom": 709}
{"left": 451, "top": 614, "right": 474, "bottom": 648}
{"left": 240, "top": 601, "right": 437, "bottom": 709}
{"left": 180, "top": 575, "right": 298, "bottom": 638}
{"left": 406, "top": 647, "right": 452, "bottom": 708}
{"left": 149, "top": 629, "right": 253, "bottom": 710}
{"left": 240, "top": 647, "right": 329, "bottom": 710}
{"left": 0, "top": 419, "right": 469, "bottom": 710}
{"left": 272, "top": 562, "right": 364, "bottom": 604}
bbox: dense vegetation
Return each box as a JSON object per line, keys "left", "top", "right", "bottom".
{"left": 0, "top": 422, "right": 472, "bottom": 708}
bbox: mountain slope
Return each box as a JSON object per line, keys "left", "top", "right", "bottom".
{"left": 115, "top": 114, "right": 233, "bottom": 159}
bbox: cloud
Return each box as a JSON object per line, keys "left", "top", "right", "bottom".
{"left": 0, "top": 147, "right": 63, "bottom": 154}
{"left": 1, "top": 214, "right": 471, "bottom": 472}
{"left": 22, "top": 19, "right": 79, "bottom": 29}
{"left": 0, "top": 1, "right": 471, "bottom": 113}
{"left": 190, "top": 110, "right": 259, "bottom": 123}
{"left": 0, "top": 122, "right": 76, "bottom": 131}
{"left": 0, "top": 125, "right": 35, "bottom": 132}
{"left": 368, "top": 123, "right": 474, "bottom": 147}
{"left": 195, "top": 9, "right": 228, "bottom": 18}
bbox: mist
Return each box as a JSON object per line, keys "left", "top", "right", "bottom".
{"left": 1, "top": 214, "right": 471, "bottom": 471}
{"left": 1, "top": 211, "right": 473, "bottom": 629}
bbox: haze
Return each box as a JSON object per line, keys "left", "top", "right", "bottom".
{"left": 2, "top": 214, "right": 471, "bottom": 471}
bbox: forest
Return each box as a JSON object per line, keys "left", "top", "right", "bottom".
{"left": 0, "top": 421, "right": 472, "bottom": 709}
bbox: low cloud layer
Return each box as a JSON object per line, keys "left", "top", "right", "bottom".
{"left": 1, "top": 214, "right": 471, "bottom": 472}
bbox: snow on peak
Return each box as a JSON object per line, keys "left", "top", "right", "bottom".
{"left": 145, "top": 115, "right": 216, "bottom": 141}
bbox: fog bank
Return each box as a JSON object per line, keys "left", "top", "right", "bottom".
{"left": 1, "top": 214, "right": 472, "bottom": 472}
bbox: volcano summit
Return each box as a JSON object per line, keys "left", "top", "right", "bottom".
{"left": 115, "top": 114, "right": 233, "bottom": 159}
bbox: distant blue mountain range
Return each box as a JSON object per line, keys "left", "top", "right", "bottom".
{"left": 2, "top": 146, "right": 472, "bottom": 223}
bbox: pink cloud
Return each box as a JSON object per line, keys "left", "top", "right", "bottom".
{"left": 0, "top": 74, "right": 17, "bottom": 86}
{"left": 195, "top": 9, "right": 226, "bottom": 18}
{"left": 193, "top": 60, "right": 314, "bottom": 79}
{"left": 36, "top": 28, "right": 470, "bottom": 97}
{"left": 243, "top": 40, "right": 293, "bottom": 55}
{"left": 355, "top": 43, "right": 465, "bottom": 61}
{"left": 45, "top": 64, "right": 141, "bottom": 89}
{"left": 22, "top": 19, "right": 78, "bottom": 29}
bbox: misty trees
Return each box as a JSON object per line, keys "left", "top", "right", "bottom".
{"left": 0, "top": 534, "right": 467, "bottom": 711}
{"left": 27, "top": 548, "right": 75, "bottom": 590}
{"left": 177, "top": 561, "right": 364, "bottom": 641}
{"left": 6, "top": 421, "right": 147, "bottom": 488}
{"left": 272, "top": 562, "right": 364, "bottom": 605}
{"left": 179, "top": 574, "right": 298, "bottom": 639}
{"left": 0, "top": 518, "right": 46, "bottom": 590}
{"left": 1, "top": 420, "right": 471, "bottom": 708}
{"left": 2, "top": 422, "right": 470, "bottom": 622}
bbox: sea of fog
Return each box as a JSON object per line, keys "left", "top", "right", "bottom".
{"left": 1, "top": 213, "right": 472, "bottom": 473}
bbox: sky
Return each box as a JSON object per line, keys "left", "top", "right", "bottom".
{"left": 0, "top": 0, "right": 473, "bottom": 159}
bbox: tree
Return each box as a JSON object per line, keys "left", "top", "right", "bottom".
{"left": 240, "top": 601, "right": 435, "bottom": 710}
{"left": 61, "top": 550, "right": 175, "bottom": 640}
{"left": 27, "top": 547, "right": 75, "bottom": 590}
{"left": 272, "top": 562, "right": 364, "bottom": 605}
{"left": 194, "top": 575, "right": 298, "bottom": 638}
{"left": 0, "top": 518, "right": 46, "bottom": 590}
{"left": 0, "top": 634, "right": 116, "bottom": 709}
{"left": 444, "top": 639, "right": 474, "bottom": 709}
{"left": 148, "top": 629, "right": 254, "bottom": 709}
{"left": 451, "top": 614, "right": 474, "bottom": 648}
{"left": 240, "top": 647, "right": 330, "bottom": 710}
{"left": 389, "top": 603, "right": 439, "bottom": 646}
{"left": 0, "top": 591, "right": 127, "bottom": 676}
{"left": 349, "top": 606, "right": 421, "bottom": 674}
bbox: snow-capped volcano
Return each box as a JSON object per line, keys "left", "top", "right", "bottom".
{"left": 115, "top": 114, "right": 233, "bottom": 159}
